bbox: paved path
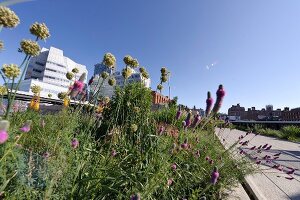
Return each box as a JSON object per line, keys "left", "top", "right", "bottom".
{"left": 216, "top": 128, "right": 300, "bottom": 200}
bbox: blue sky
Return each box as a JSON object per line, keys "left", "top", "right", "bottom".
{"left": 1, "top": 0, "right": 300, "bottom": 113}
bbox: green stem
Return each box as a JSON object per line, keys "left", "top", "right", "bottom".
{"left": 5, "top": 56, "right": 31, "bottom": 119}
{"left": 4, "top": 78, "right": 15, "bottom": 119}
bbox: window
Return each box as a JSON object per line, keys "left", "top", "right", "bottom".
{"left": 33, "top": 69, "right": 43, "bottom": 73}
{"left": 35, "top": 61, "right": 45, "bottom": 66}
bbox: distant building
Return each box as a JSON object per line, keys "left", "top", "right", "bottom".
{"left": 282, "top": 107, "right": 300, "bottom": 121}
{"left": 228, "top": 104, "right": 296, "bottom": 121}
{"left": 152, "top": 91, "right": 170, "bottom": 104}
{"left": 9, "top": 47, "right": 88, "bottom": 98}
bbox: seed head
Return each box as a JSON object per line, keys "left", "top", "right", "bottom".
{"left": 20, "top": 39, "right": 40, "bottom": 56}
{"left": 108, "top": 77, "right": 116, "bottom": 86}
{"left": 0, "top": 6, "right": 20, "bottom": 28}
{"left": 29, "top": 22, "right": 50, "bottom": 40}
{"left": 102, "top": 53, "right": 116, "bottom": 69}
{"left": 2, "top": 64, "right": 20, "bottom": 79}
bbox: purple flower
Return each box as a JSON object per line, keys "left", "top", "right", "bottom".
{"left": 19, "top": 120, "right": 32, "bottom": 133}
{"left": 71, "top": 138, "right": 79, "bottom": 149}
{"left": 176, "top": 109, "right": 182, "bottom": 120}
{"left": 181, "top": 138, "right": 188, "bottom": 149}
{"left": 192, "top": 113, "right": 201, "bottom": 128}
{"left": 167, "top": 178, "right": 173, "bottom": 186}
{"left": 43, "top": 152, "right": 50, "bottom": 159}
{"left": 205, "top": 156, "right": 210, "bottom": 161}
{"left": 111, "top": 149, "right": 117, "bottom": 157}
{"left": 209, "top": 159, "right": 214, "bottom": 165}
{"left": 185, "top": 111, "right": 192, "bottom": 127}
{"left": 212, "top": 85, "right": 226, "bottom": 113}
{"left": 211, "top": 166, "right": 219, "bottom": 185}
{"left": 130, "top": 193, "right": 141, "bottom": 200}
{"left": 0, "top": 130, "right": 8, "bottom": 144}
{"left": 205, "top": 91, "right": 214, "bottom": 116}
{"left": 171, "top": 163, "right": 177, "bottom": 170}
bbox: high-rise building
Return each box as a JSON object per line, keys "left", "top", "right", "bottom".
{"left": 11, "top": 47, "right": 88, "bottom": 98}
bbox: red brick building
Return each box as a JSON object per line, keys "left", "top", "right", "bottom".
{"left": 151, "top": 91, "right": 170, "bottom": 104}
{"left": 282, "top": 107, "right": 300, "bottom": 121}
{"left": 228, "top": 104, "right": 282, "bottom": 121}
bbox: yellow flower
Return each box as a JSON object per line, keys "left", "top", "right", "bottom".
{"left": 123, "top": 55, "right": 133, "bottom": 65}
{"left": 29, "top": 95, "right": 40, "bottom": 111}
{"left": 29, "top": 22, "right": 50, "bottom": 40}
{"left": 30, "top": 85, "right": 42, "bottom": 94}
{"left": 72, "top": 68, "right": 79, "bottom": 73}
{"left": 66, "top": 72, "right": 74, "bottom": 80}
{"left": 2, "top": 64, "right": 20, "bottom": 79}
{"left": 122, "top": 67, "right": 132, "bottom": 79}
{"left": 102, "top": 53, "right": 116, "bottom": 69}
{"left": 0, "top": 85, "right": 7, "bottom": 95}
{"left": 0, "top": 40, "right": 4, "bottom": 51}
{"left": 20, "top": 39, "right": 40, "bottom": 56}
{"left": 96, "top": 105, "right": 104, "bottom": 113}
{"left": 0, "top": 6, "right": 20, "bottom": 28}
{"left": 63, "top": 97, "right": 70, "bottom": 107}
{"left": 108, "top": 78, "right": 116, "bottom": 86}
{"left": 130, "top": 124, "right": 138, "bottom": 132}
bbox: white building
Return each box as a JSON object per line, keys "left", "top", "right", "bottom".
{"left": 90, "top": 64, "right": 151, "bottom": 98}
{"left": 12, "top": 47, "right": 88, "bottom": 98}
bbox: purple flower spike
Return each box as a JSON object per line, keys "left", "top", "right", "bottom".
{"left": 19, "top": 120, "right": 32, "bottom": 133}
{"left": 211, "top": 166, "right": 219, "bottom": 185}
{"left": 192, "top": 112, "right": 201, "bottom": 128}
{"left": 212, "top": 85, "right": 226, "bottom": 113}
{"left": 71, "top": 138, "right": 79, "bottom": 149}
{"left": 185, "top": 111, "right": 192, "bottom": 127}
{"left": 0, "top": 130, "right": 8, "bottom": 144}
{"left": 176, "top": 109, "right": 182, "bottom": 120}
{"left": 205, "top": 91, "right": 214, "bottom": 116}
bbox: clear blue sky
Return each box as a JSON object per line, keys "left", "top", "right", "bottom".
{"left": 1, "top": 0, "right": 300, "bottom": 113}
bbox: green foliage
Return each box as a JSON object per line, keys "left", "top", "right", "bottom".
{"left": 0, "top": 82, "right": 254, "bottom": 199}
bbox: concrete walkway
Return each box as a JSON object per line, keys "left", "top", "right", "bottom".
{"left": 216, "top": 128, "right": 300, "bottom": 200}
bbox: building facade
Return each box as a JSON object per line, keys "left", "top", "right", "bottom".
{"left": 16, "top": 47, "right": 88, "bottom": 98}
{"left": 282, "top": 107, "right": 300, "bottom": 121}
{"left": 228, "top": 104, "right": 297, "bottom": 121}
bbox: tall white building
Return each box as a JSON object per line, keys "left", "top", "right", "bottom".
{"left": 14, "top": 47, "right": 88, "bottom": 98}
{"left": 90, "top": 63, "right": 151, "bottom": 98}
